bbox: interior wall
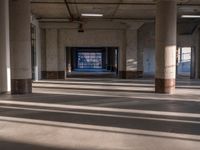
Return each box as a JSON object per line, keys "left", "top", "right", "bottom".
{"left": 138, "top": 22, "right": 200, "bottom": 78}
{"left": 46, "top": 29, "right": 58, "bottom": 72}
{"left": 58, "top": 29, "right": 125, "bottom": 71}
{"left": 138, "top": 23, "right": 155, "bottom": 77}
{"left": 40, "top": 21, "right": 141, "bottom": 79}
{"left": 126, "top": 29, "right": 139, "bottom": 78}
{"left": 143, "top": 48, "right": 155, "bottom": 76}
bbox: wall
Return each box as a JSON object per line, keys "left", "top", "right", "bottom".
{"left": 39, "top": 21, "right": 200, "bottom": 79}
{"left": 58, "top": 29, "right": 125, "bottom": 71}
{"left": 138, "top": 22, "right": 200, "bottom": 78}
{"left": 138, "top": 23, "right": 155, "bottom": 77}
{"left": 126, "top": 29, "right": 139, "bottom": 78}
{"left": 40, "top": 21, "right": 142, "bottom": 79}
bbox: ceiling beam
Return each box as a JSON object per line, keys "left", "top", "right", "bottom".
{"left": 30, "top": 1, "right": 200, "bottom": 6}
{"left": 37, "top": 17, "right": 155, "bottom": 21}
{"left": 31, "top": 2, "right": 154, "bottom": 5}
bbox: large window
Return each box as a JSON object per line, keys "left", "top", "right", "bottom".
{"left": 77, "top": 52, "right": 102, "bottom": 69}
{"left": 177, "top": 47, "right": 192, "bottom": 76}
{"left": 178, "top": 47, "right": 191, "bottom": 63}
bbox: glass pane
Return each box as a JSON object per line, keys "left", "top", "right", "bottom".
{"left": 77, "top": 52, "right": 102, "bottom": 69}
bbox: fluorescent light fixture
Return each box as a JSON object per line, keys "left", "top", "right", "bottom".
{"left": 181, "top": 15, "right": 200, "bottom": 18}
{"left": 81, "top": 13, "right": 103, "bottom": 17}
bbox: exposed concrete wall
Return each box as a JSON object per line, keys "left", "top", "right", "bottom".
{"left": 40, "top": 21, "right": 200, "bottom": 79}
{"left": 58, "top": 29, "right": 125, "bottom": 71}
{"left": 177, "top": 35, "right": 193, "bottom": 47}
{"left": 126, "top": 29, "right": 138, "bottom": 71}
{"left": 138, "top": 22, "right": 200, "bottom": 78}
{"left": 46, "top": 29, "right": 58, "bottom": 71}
{"left": 138, "top": 23, "right": 155, "bottom": 77}
{"left": 40, "top": 21, "right": 142, "bottom": 79}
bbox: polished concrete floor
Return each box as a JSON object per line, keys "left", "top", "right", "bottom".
{"left": 0, "top": 78, "right": 200, "bottom": 150}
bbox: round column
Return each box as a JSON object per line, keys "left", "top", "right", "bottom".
{"left": 155, "top": 0, "right": 177, "bottom": 94}
{"left": 10, "top": 0, "right": 32, "bottom": 94}
{"left": 0, "top": 0, "right": 11, "bottom": 93}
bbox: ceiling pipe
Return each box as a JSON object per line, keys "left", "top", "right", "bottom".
{"left": 64, "top": 0, "right": 74, "bottom": 21}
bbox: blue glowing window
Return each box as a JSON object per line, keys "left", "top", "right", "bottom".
{"left": 77, "top": 52, "right": 102, "bottom": 69}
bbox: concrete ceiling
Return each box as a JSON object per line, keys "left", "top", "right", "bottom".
{"left": 31, "top": 0, "right": 200, "bottom": 21}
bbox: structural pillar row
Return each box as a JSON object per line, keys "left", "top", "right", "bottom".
{"left": 10, "top": 0, "right": 32, "bottom": 94}
{"left": 0, "top": 0, "right": 11, "bottom": 93}
{"left": 155, "top": 0, "right": 177, "bottom": 94}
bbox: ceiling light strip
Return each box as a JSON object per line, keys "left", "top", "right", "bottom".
{"left": 81, "top": 13, "right": 103, "bottom": 17}
{"left": 181, "top": 15, "right": 200, "bottom": 18}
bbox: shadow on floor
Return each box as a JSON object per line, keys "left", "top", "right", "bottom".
{"left": 0, "top": 138, "right": 107, "bottom": 150}
{"left": 0, "top": 92, "right": 200, "bottom": 136}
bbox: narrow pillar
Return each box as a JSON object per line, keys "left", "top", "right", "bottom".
{"left": 66, "top": 47, "right": 72, "bottom": 77}
{"left": 118, "top": 30, "right": 127, "bottom": 78}
{"left": 0, "top": 0, "right": 11, "bottom": 93}
{"left": 109, "top": 48, "right": 116, "bottom": 72}
{"left": 155, "top": 0, "right": 177, "bottom": 94}
{"left": 10, "top": 0, "right": 32, "bottom": 94}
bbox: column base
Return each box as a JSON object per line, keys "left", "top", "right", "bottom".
{"left": 155, "top": 78, "right": 175, "bottom": 94}
{"left": 119, "top": 71, "right": 143, "bottom": 79}
{"left": 118, "top": 71, "right": 126, "bottom": 79}
{"left": 126, "top": 71, "right": 143, "bottom": 79}
{"left": 41, "top": 71, "right": 65, "bottom": 79}
{"left": 11, "top": 79, "right": 32, "bottom": 94}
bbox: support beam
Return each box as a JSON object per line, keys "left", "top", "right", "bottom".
{"left": 155, "top": 0, "right": 177, "bottom": 94}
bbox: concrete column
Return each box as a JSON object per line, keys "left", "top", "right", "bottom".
{"left": 31, "top": 17, "right": 42, "bottom": 81}
{"left": 40, "top": 29, "right": 47, "bottom": 79}
{"left": 10, "top": 0, "right": 32, "bottom": 94}
{"left": 155, "top": 0, "right": 177, "bottom": 94}
{"left": 0, "top": 0, "right": 11, "bottom": 93}
{"left": 107, "top": 48, "right": 115, "bottom": 72}
{"left": 105, "top": 48, "right": 109, "bottom": 70}
{"left": 118, "top": 30, "right": 127, "bottom": 78}
{"left": 45, "top": 29, "right": 59, "bottom": 79}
